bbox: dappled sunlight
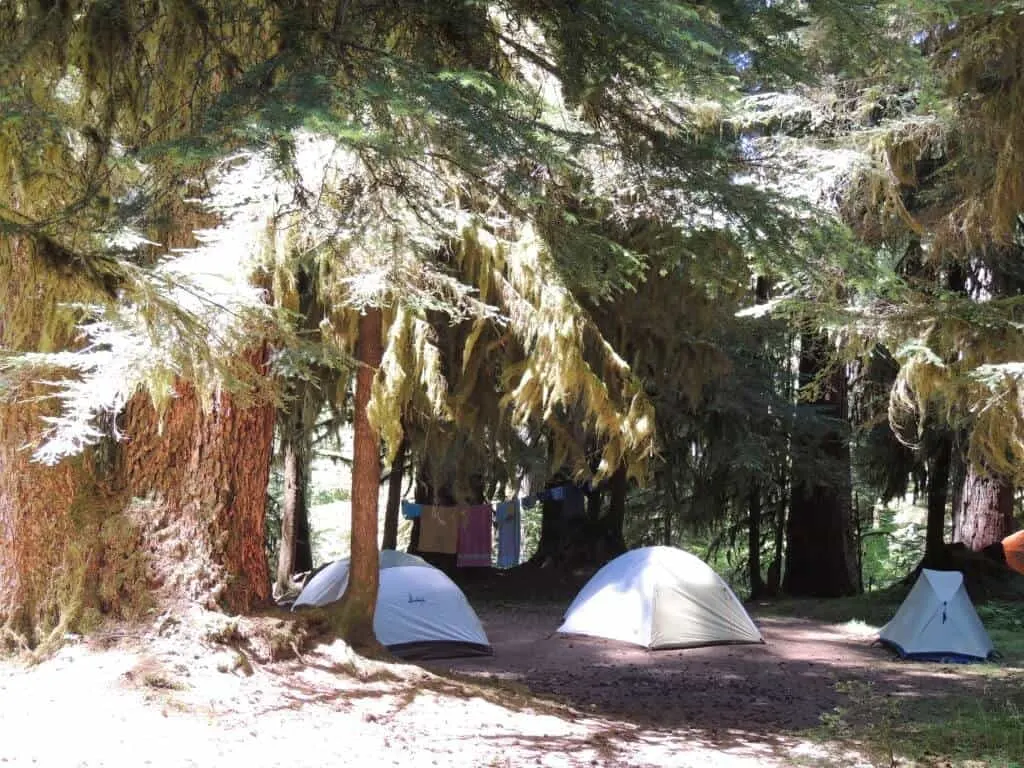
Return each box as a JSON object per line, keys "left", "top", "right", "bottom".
{"left": 422, "top": 601, "right": 1024, "bottom": 751}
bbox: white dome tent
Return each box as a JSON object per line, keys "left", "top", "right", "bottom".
{"left": 557, "top": 546, "right": 763, "bottom": 650}
{"left": 292, "top": 550, "right": 492, "bottom": 659}
{"left": 878, "top": 569, "right": 993, "bottom": 663}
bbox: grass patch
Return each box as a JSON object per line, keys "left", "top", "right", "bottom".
{"left": 819, "top": 678, "right": 1024, "bottom": 768}
{"left": 766, "top": 595, "right": 1024, "bottom": 765}
{"left": 798, "top": 599, "right": 1024, "bottom": 767}
{"left": 750, "top": 589, "right": 906, "bottom": 628}
{"left": 978, "top": 602, "right": 1024, "bottom": 667}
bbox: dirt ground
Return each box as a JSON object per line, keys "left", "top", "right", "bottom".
{"left": 0, "top": 600, "right": 994, "bottom": 768}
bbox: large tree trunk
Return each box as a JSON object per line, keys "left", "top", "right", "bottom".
{"left": 1, "top": 238, "right": 275, "bottom": 652}
{"left": 120, "top": 374, "right": 275, "bottom": 613}
{"left": 275, "top": 381, "right": 314, "bottom": 593}
{"left": 1, "top": 375, "right": 275, "bottom": 651}
{"left": 381, "top": 436, "right": 407, "bottom": 551}
{"left": 783, "top": 333, "right": 858, "bottom": 597}
{"left": 954, "top": 463, "right": 1014, "bottom": 551}
{"left": 329, "top": 308, "right": 383, "bottom": 650}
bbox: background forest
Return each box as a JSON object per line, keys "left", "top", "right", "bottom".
{"left": 3, "top": 0, "right": 1024, "bottom": 653}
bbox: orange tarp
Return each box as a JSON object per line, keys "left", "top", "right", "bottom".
{"left": 1002, "top": 530, "right": 1024, "bottom": 576}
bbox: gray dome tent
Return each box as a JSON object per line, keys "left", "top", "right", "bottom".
{"left": 292, "top": 550, "right": 492, "bottom": 659}
{"left": 557, "top": 546, "right": 763, "bottom": 650}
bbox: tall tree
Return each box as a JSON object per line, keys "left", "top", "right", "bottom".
{"left": 1, "top": 0, "right": 889, "bottom": 648}
{"left": 783, "top": 333, "right": 859, "bottom": 597}
{"left": 329, "top": 308, "right": 383, "bottom": 649}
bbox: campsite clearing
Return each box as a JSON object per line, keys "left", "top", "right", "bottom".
{"left": 1, "top": 597, "right": 1022, "bottom": 767}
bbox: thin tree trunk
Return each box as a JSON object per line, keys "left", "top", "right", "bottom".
{"left": 605, "top": 464, "right": 628, "bottom": 555}
{"left": 954, "top": 463, "right": 1014, "bottom": 551}
{"left": 381, "top": 436, "right": 407, "bottom": 551}
{"left": 330, "top": 308, "right": 383, "bottom": 650}
{"left": 783, "top": 333, "right": 858, "bottom": 597}
{"left": 923, "top": 433, "right": 953, "bottom": 566}
{"left": 766, "top": 487, "right": 786, "bottom": 596}
{"left": 748, "top": 484, "right": 765, "bottom": 598}
{"left": 276, "top": 385, "right": 314, "bottom": 592}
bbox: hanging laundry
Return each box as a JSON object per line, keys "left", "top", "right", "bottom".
{"left": 418, "top": 506, "right": 459, "bottom": 554}
{"left": 495, "top": 499, "right": 521, "bottom": 569}
{"left": 401, "top": 500, "right": 422, "bottom": 519}
{"left": 457, "top": 504, "right": 493, "bottom": 567}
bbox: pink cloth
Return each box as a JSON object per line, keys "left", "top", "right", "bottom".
{"left": 457, "top": 504, "right": 493, "bottom": 567}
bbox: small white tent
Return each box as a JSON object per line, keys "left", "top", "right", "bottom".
{"left": 292, "top": 550, "right": 492, "bottom": 659}
{"left": 557, "top": 546, "right": 763, "bottom": 650}
{"left": 879, "top": 569, "right": 993, "bottom": 662}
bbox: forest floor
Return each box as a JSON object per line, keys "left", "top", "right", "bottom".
{"left": 1, "top": 583, "right": 1021, "bottom": 767}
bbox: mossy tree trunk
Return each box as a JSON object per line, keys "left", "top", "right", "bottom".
{"left": 783, "top": 333, "right": 858, "bottom": 597}
{"left": 1, "top": 367, "right": 275, "bottom": 651}
{"left": 1, "top": 237, "right": 275, "bottom": 652}
{"left": 954, "top": 463, "right": 1014, "bottom": 551}
{"left": 119, "top": 373, "right": 276, "bottom": 612}
{"left": 329, "top": 308, "right": 383, "bottom": 650}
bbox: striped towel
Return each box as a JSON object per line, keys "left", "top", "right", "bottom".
{"left": 457, "top": 504, "right": 493, "bottom": 567}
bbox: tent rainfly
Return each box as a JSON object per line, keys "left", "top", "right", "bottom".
{"left": 292, "top": 550, "right": 492, "bottom": 659}
{"left": 557, "top": 546, "right": 763, "bottom": 650}
{"left": 878, "top": 569, "right": 994, "bottom": 663}
{"left": 1002, "top": 530, "right": 1024, "bottom": 577}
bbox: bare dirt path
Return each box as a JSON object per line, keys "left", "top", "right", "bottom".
{"left": 434, "top": 603, "right": 972, "bottom": 735}
{"left": 0, "top": 602, "right": 981, "bottom": 768}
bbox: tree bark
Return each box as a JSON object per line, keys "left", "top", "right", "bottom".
{"left": 783, "top": 333, "right": 858, "bottom": 597}
{"left": 275, "top": 382, "right": 314, "bottom": 592}
{"left": 954, "top": 463, "right": 1014, "bottom": 551}
{"left": 1, "top": 373, "right": 276, "bottom": 651}
{"left": 330, "top": 308, "right": 383, "bottom": 650}
{"left": 381, "top": 436, "right": 407, "bottom": 551}
{"left": 119, "top": 373, "right": 275, "bottom": 613}
{"left": 1, "top": 234, "right": 276, "bottom": 651}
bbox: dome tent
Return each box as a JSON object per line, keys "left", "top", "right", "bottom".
{"left": 292, "top": 550, "right": 492, "bottom": 659}
{"left": 557, "top": 546, "right": 763, "bottom": 650}
{"left": 878, "top": 569, "right": 993, "bottom": 663}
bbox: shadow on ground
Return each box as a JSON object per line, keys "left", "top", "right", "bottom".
{"left": 418, "top": 599, "right": 1023, "bottom": 754}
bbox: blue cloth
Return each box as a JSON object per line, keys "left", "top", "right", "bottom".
{"left": 495, "top": 499, "right": 521, "bottom": 569}
{"left": 401, "top": 500, "right": 422, "bottom": 519}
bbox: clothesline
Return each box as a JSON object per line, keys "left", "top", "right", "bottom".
{"left": 400, "top": 498, "right": 525, "bottom": 568}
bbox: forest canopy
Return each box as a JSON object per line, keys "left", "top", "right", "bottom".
{"left": 2, "top": 0, "right": 1024, "bottom": 652}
